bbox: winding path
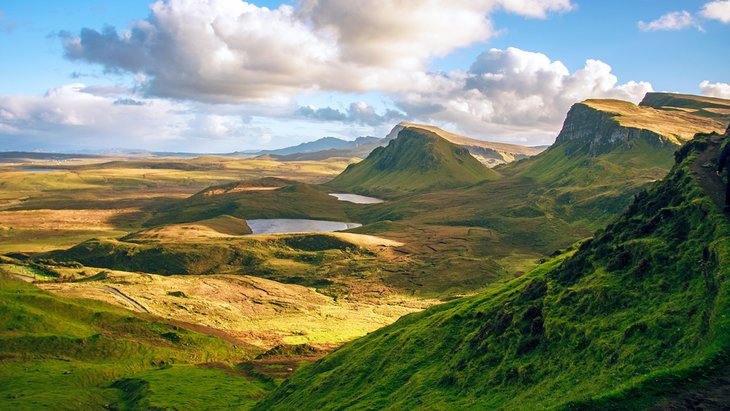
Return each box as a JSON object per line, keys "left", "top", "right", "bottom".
{"left": 104, "top": 286, "right": 149, "bottom": 313}
{"left": 691, "top": 136, "right": 727, "bottom": 211}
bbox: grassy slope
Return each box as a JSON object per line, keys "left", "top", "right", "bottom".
{"left": 0, "top": 272, "right": 271, "bottom": 410}
{"left": 144, "top": 178, "right": 356, "bottom": 228}
{"left": 257, "top": 136, "right": 730, "bottom": 410}
{"left": 328, "top": 127, "right": 499, "bottom": 198}
{"left": 39, "top": 268, "right": 428, "bottom": 348}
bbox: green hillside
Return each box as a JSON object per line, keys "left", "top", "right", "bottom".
{"left": 328, "top": 127, "right": 500, "bottom": 198}
{"left": 257, "top": 134, "right": 730, "bottom": 410}
{"left": 0, "top": 271, "right": 271, "bottom": 409}
{"left": 144, "top": 177, "right": 354, "bottom": 227}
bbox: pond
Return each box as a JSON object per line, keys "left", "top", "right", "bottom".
{"left": 246, "top": 219, "right": 362, "bottom": 235}
{"left": 329, "top": 193, "right": 384, "bottom": 204}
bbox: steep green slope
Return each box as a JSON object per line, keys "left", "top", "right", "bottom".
{"left": 257, "top": 135, "right": 730, "bottom": 410}
{"left": 0, "top": 272, "right": 270, "bottom": 409}
{"left": 328, "top": 127, "right": 499, "bottom": 198}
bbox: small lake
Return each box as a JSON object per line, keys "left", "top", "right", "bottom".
{"left": 14, "top": 168, "right": 67, "bottom": 173}
{"left": 329, "top": 193, "right": 384, "bottom": 204}
{"left": 247, "top": 219, "right": 362, "bottom": 235}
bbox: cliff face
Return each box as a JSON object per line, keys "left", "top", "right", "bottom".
{"left": 554, "top": 93, "right": 730, "bottom": 157}
{"left": 553, "top": 102, "right": 670, "bottom": 156}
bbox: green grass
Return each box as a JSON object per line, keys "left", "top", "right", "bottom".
{"left": 0, "top": 272, "right": 269, "bottom": 410}
{"left": 112, "top": 365, "right": 271, "bottom": 410}
{"left": 0, "top": 264, "right": 56, "bottom": 281}
{"left": 328, "top": 127, "right": 499, "bottom": 198}
{"left": 257, "top": 135, "right": 730, "bottom": 410}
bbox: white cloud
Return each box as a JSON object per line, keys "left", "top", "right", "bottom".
{"left": 701, "top": 0, "right": 730, "bottom": 23}
{"left": 61, "top": 0, "right": 574, "bottom": 103}
{"left": 699, "top": 80, "right": 730, "bottom": 98}
{"left": 396, "top": 48, "right": 653, "bottom": 144}
{"left": 0, "top": 84, "right": 276, "bottom": 151}
{"left": 2, "top": 44, "right": 654, "bottom": 150}
{"left": 638, "top": 10, "right": 701, "bottom": 31}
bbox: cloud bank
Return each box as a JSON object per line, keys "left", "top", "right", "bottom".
{"left": 0, "top": 0, "right": 686, "bottom": 150}
{"left": 60, "top": 0, "right": 573, "bottom": 103}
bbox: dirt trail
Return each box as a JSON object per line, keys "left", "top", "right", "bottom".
{"left": 653, "top": 364, "right": 730, "bottom": 410}
{"left": 11, "top": 274, "right": 35, "bottom": 283}
{"left": 690, "top": 137, "right": 727, "bottom": 211}
{"left": 103, "top": 286, "right": 149, "bottom": 313}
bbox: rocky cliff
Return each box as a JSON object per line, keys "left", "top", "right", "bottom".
{"left": 554, "top": 95, "right": 729, "bottom": 156}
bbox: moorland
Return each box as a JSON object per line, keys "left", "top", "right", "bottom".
{"left": 2, "top": 92, "right": 730, "bottom": 409}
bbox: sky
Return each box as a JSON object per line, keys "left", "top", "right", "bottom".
{"left": 0, "top": 0, "right": 729, "bottom": 152}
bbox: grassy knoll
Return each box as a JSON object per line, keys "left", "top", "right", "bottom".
{"left": 0, "top": 271, "right": 275, "bottom": 409}
{"left": 257, "top": 134, "right": 730, "bottom": 410}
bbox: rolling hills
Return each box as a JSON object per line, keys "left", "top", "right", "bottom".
{"left": 0, "top": 270, "right": 272, "bottom": 409}
{"left": 257, "top": 131, "right": 730, "bottom": 410}
{"left": 37, "top": 93, "right": 730, "bottom": 298}
{"left": 328, "top": 127, "right": 500, "bottom": 198}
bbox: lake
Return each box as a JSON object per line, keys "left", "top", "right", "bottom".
{"left": 329, "top": 193, "right": 384, "bottom": 204}
{"left": 247, "top": 219, "right": 362, "bottom": 234}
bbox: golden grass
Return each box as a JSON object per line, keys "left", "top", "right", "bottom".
{"left": 0, "top": 155, "right": 353, "bottom": 252}
{"left": 582, "top": 99, "right": 728, "bottom": 144}
{"left": 40, "top": 269, "right": 436, "bottom": 349}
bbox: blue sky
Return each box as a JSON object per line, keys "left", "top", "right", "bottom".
{"left": 0, "top": 0, "right": 728, "bottom": 152}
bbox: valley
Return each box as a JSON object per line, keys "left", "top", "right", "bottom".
{"left": 2, "top": 92, "right": 730, "bottom": 409}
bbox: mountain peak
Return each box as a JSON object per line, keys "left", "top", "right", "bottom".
{"left": 387, "top": 122, "right": 544, "bottom": 167}
{"left": 328, "top": 126, "right": 499, "bottom": 197}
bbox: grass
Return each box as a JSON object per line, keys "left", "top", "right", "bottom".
{"left": 581, "top": 98, "right": 728, "bottom": 145}
{"left": 0, "top": 271, "right": 270, "bottom": 410}
{"left": 328, "top": 127, "right": 500, "bottom": 198}
{"left": 48, "top": 96, "right": 722, "bottom": 299}
{"left": 111, "top": 365, "right": 271, "bottom": 410}
{"left": 38, "top": 268, "right": 431, "bottom": 348}
{"left": 256, "top": 135, "right": 730, "bottom": 410}
{"left": 0, "top": 156, "right": 353, "bottom": 253}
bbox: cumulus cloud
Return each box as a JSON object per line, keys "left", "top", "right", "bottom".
{"left": 701, "top": 0, "right": 730, "bottom": 23}
{"left": 395, "top": 48, "right": 653, "bottom": 143}
{"left": 296, "top": 102, "right": 405, "bottom": 126}
{"left": 60, "top": 0, "right": 574, "bottom": 103}
{"left": 638, "top": 11, "right": 701, "bottom": 31}
{"left": 700, "top": 80, "right": 730, "bottom": 98}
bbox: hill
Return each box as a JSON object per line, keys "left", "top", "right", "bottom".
{"left": 328, "top": 127, "right": 500, "bottom": 198}
{"left": 399, "top": 122, "right": 546, "bottom": 166}
{"left": 0, "top": 269, "right": 271, "bottom": 409}
{"left": 257, "top": 132, "right": 730, "bottom": 410}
